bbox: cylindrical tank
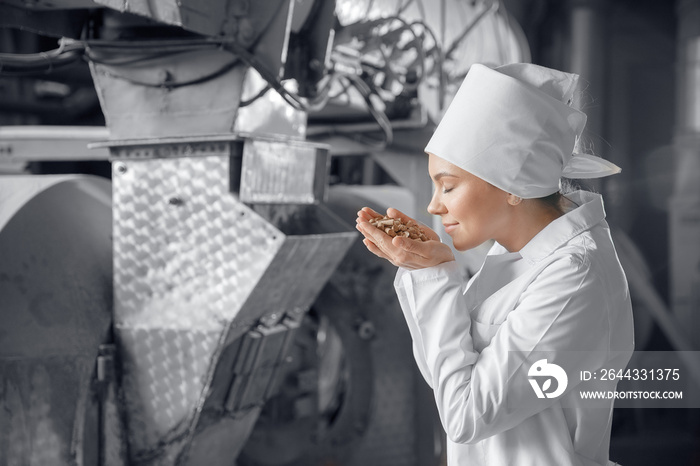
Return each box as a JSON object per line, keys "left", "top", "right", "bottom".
{"left": 0, "top": 175, "right": 115, "bottom": 465}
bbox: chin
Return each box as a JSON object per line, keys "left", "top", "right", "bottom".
{"left": 450, "top": 229, "right": 490, "bottom": 251}
{"left": 451, "top": 237, "right": 478, "bottom": 252}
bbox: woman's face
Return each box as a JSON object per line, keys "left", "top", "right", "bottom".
{"left": 427, "top": 153, "right": 511, "bottom": 251}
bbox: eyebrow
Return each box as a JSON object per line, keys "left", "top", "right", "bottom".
{"left": 431, "top": 171, "right": 457, "bottom": 182}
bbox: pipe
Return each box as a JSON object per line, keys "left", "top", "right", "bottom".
{"left": 566, "top": 0, "right": 608, "bottom": 195}
{"left": 675, "top": 0, "right": 700, "bottom": 137}
{"left": 671, "top": 0, "right": 700, "bottom": 349}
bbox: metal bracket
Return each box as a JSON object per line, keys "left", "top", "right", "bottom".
{"left": 224, "top": 316, "right": 301, "bottom": 414}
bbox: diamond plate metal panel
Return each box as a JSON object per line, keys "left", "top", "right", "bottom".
{"left": 231, "top": 203, "right": 357, "bottom": 331}
{"left": 240, "top": 140, "right": 328, "bottom": 204}
{"left": 113, "top": 155, "right": 284, "bottom": 327}
{"left": 112, "top": 154, "right": 285, "bottom": 459}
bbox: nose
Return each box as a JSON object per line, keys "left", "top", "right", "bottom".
{"left": 427, "top": 188, "right": 446, "bottom": 216}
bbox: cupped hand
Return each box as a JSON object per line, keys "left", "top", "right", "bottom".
{"left": 355, "top": 206, "right": 455, "bottom": 270}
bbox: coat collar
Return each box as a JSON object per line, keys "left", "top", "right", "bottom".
{"left": 485, "top": 191, "right": 606, "bottom": 263}
{"left": 513, "top": 190, "right": 606, "bottom": 264}
{"left": 466, "top": 191, "right": 606, "bottom": 304}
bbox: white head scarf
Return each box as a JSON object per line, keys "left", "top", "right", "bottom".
{"left": 424, "top": 63, "right": 621, "bottom": 199}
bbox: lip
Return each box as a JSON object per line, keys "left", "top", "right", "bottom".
{"left": 443, "top": 223, "right": 459, "bottom": 234}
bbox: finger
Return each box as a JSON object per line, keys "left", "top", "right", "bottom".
{"left": 385, "top": 207, "right": 414, "bottom": 224}
{"left": 357, "top": 221, "right": 401, "bottom": 257}
{"left": 393, "top": 236, "right": 456, "bottom": 267}
{"left": 357, "top": 207, "right": 382, "bottom": 223}
{"left": 356, "top": 210, "right": 375, "bottom": 224}
{"left": 360, "top": 206, "right": 383, "bottom": 218}
{"left": 392, "top": 235, "right": 430, "bottom": 259}
{"left": 362, "top": 239, "right": 395, "bottom": 264}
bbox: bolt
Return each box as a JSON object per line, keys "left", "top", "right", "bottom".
{"left": 357, "top": 320, "right": 375, "bottom": 340}
{"left": 114, "top": 162, "right": 127, "bottom": 174}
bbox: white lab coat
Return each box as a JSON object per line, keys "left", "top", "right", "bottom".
{"left": 394, "top": 191, "right": 635, "bottom": 466}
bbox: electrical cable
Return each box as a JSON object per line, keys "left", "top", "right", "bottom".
{"left": 321, "top": 12, "right": 443, "bottom": 145}
{"left": 343, "top": 73, "right": 393, "bottom": 148}
{"left": 386, "top": 16, "right": 425, "bottom": 92}
{"left": 414, "top": 0, "right": 427, "bottom": 20}
{"left": 327, "top": 79, "right": 353, "bottom": 101}
{"left": 397, "top": 0, "right": 415, "bottom": 15}
{"left": 83, "top": 49, "right": 194, "bottom": 66}
{"left": 81, "top": 37, "right": 245, "bottom": 89}
{"left": 223, "top": 39, "right": 327, "bottom": 111}
{"left": 81, "top": 37, "right": 230, "bottom": 49}
{"left": 346, "top": 14, "right": 430, "bottom": 97}
{"left": 0, "top": 38, "right": 84, "bottom": 76}
{"left": 0, "top": 12, "right": 441, "bottom": 133}
{"left": 239, "top": 84, "right": 272, "bottom": 107}
{"left": 82, "top": 34, "right": 333, "bottom": 109}
{"left": 89, "top": 56, "right": 242, "bottom": 89}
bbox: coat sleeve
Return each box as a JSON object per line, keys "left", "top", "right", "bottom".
{"left": 395, "top": 253, "right": 614, "bottom": 445}
{"left": 393, "top": 265, "right": 450, "bottom": 387}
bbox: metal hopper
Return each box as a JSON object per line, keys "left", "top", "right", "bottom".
{"left": 103, "top": 134, "right": 356, "bottom": 464}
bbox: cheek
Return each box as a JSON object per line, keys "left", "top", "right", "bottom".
{"left": 447, "top": 189, "right": 487, "bottom": 224}
{"left": 446, "top": 191, "right": 498, "bottom": 248}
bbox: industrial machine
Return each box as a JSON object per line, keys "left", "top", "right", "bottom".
{"left": 0, "top": 1, "right": 528, "bottom": 465}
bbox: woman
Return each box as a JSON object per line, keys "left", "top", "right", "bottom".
{"left": 355, "top": 63, "right": 635, "bottom": 466}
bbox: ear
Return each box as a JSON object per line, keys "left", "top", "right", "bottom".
{"left": 507, "top": 194, "right": 522, "bottom": 206}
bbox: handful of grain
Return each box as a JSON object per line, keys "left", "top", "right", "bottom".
{"left": 368, "top": 215, "right": 428, "bottom": 242}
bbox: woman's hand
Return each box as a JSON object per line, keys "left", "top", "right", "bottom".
{"left": 356, "top": 207, "right": 455, "bottom": 270}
